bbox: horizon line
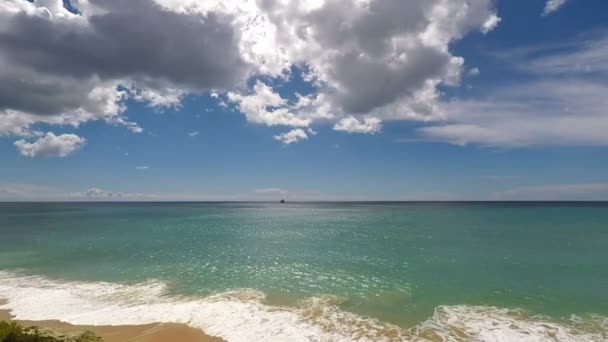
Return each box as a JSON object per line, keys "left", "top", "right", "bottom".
{"left": 1, "top": 200, "right": 607, "bottom": 204}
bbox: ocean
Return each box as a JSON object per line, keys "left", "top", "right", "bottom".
{"left": 0, "top": 202, "right": 607, "bottom": 341}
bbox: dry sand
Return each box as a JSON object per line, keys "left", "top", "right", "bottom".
{"left": 0, "top": 305, "right": 225, "bottom": 342}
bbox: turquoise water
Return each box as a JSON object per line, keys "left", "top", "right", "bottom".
{"left": 1, "top": 202, "right": 607, "bottom": 341}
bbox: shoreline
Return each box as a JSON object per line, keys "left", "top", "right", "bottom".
{"left": 0, "top": 305, "right": 224, "bottom": 342}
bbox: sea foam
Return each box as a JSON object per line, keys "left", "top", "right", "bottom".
{"left": 0, "top": 271, "right": 606, "bottom": 342}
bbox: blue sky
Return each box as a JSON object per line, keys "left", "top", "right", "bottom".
{"left": 1, "top": 0, "right": 607, "bottom": 201}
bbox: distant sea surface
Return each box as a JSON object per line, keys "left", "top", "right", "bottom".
{"left": 1, "top": 202, "right": 607, "bottom": 341}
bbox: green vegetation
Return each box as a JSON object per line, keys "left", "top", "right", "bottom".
{"left": 0, "top": 321, "right": 101, "bottom": 342}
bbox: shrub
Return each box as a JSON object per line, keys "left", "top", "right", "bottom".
{"left": 0, "top": 321, "right": 101, "bottom": 342}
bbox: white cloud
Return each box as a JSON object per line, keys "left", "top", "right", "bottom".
{"left": 227, "top": 81, "right": 310, "bottom": 127}
{"left": 494, "top": 183, "right": 608, "bottom": 201}
{"left": 521, "top": 35, "right": 608, "bottom": 76}
{"left": 481, "top": 14, "right": 501, "bottom": 34}
{"left": 0, "top": 0, "right": 505, "bottom": 145}
{"left": 130, "top": 87, "right": 186, "bottom": 109}
{"left": 251, "top": 187, "right": 332, "bottom": 201}
{"left": 19, "top": 182, "right": 608, "bottom": 201}
{"left": 467, "top": 67, "right": 480, "bottom": 77}
{"left": 418, "top": 32, "right": 608, "bottom": 147}
{"left": 257, "top": 0, "right": 498, "bottom": 119}
{"left": 0, "top": 183, "right": 328, "bottom": 202}
{"left": 0, "top": 0, "right": 247, "bottom": 146}
{"left": 187, "top": 131, "right": 200, "bottom": 137}
{"left": 80, "top": 188, "right": 158, "bottom": 200}
{"left": 135, "top": 166, "right": 150, "bottom": 170}
{"left": 333, "top": 116, "right": 382, "bottom": 134}
{"left": 419, "top": 81, "right": 608, "bottom": 146}
{"left": 0, "top": 82, "right": 141, "bottom": 137}
{"left": 3, "top": 0, "right": 605, "bottom": 150}
{"left": 0, "top": 111, "right": 40, "bottom": 137}
{"left": 14, "top": 132, "right": 86, "bottom": 158}
{"left": 542, "top": 0, "right": 568, "bottom": 16}
{"left": 84, "top": 188, "right": 111, "bottom": 198}
{"left": 165, "top": 0, "right": 499, "bottom": 136}
{"left": 0, "top": 184, "right": 160, "bottom": 201}
{"left": 274, "top": 129, "right": 308, "bottom": 144}
{"left": 0, "top": 183, "right": 67, "bottom": 201}
{"left": 254, "top": 188, "right": 287, "bottom": 195}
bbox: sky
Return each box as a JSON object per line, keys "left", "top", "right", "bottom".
{"left": 1, "top": 0, "right": 607, "bottom": 201}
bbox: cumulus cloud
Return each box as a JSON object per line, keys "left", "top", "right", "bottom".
{"left": 1, "top": 0, "right": 502, "bottom": 148}
{"left": 14, "top": 132, "right": 86, "bottom": 158}
{"left": 157, "top": 0, "right": 500, "bottom": 133}
{"left": 130, "top": 87, "right": 186, "bottom": 109}
{"left": 1, "top": 0, "right": 247, "bottom": 90}
{"left": 274, "top": 128, "right": 308, "bottom": 144}
{"left": 255, "top": 0, "right": 498, "bottom": 118}
{"left": 542, "top": 0, "right": 568, "bottom": 16}
{"left": 0, "top": 111, "right": 40, "bottom": 137}
{"left": 481, "top": 14, "right": 501, "bottom": 34}
{"left": 227, "top": 81, "right": 311, "bottom": 127}
{"left": 0, "top": 0, "right": 247, "bottom": 147}
{"left": 333, "top": 116, "right": 382, "bottom": 134}
{"left": 4, "top": 0, "right": 603, "bottom": 150}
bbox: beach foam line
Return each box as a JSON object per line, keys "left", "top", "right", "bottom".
{"left": 1, "top": 270, "right": 606, "bottom": 341}
{"left": 417, "top": 306, "right": 607, "bottom": 342}
{"left": 0, "top": 270, "right": 404, "bottom": 342}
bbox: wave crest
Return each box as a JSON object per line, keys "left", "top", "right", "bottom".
{"left": 0, "top": 271, "right": 606, "bottom": 341}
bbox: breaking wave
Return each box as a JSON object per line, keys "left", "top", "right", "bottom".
{"left": 0, "top": 271, "right": 606, "bottom": 341}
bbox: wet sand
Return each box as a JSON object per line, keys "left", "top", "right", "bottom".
{"left": 0, "top": 305, "right": 224, "bottom": 342}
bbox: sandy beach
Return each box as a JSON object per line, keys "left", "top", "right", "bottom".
{"left": 0, "top": 305, "right": 224, "bottom": 342}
